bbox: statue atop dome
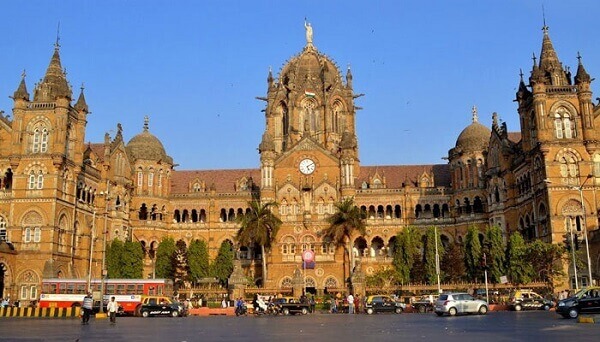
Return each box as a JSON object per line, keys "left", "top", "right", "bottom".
{"left": 304, "top": 18, "right": 313, "bottom": 46}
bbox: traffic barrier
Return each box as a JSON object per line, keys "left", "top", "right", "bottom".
{"left": 578, "top": 315, "right": 596, "bottom": 324}
{"left": 0, "top": 307, "right": 79, "bottom": 318}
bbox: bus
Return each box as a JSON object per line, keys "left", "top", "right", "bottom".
{"left": 39, "top": 278, "right": 174, "bottom": 315}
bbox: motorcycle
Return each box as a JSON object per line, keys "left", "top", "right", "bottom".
{"left": 235, "top": 301, "right": 247, "bottom": 316}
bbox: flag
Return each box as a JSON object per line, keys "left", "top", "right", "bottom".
{"left": 304, "top": 90, "right": 316, "bottom": 97}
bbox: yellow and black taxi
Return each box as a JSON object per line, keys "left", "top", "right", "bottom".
{"left": 364, "top": 295, "right": 406, "bottom": 314}
{"left": 556, "top": 287, "right": 600, "bottom": 319}
{"left": 508, "top": 289, "right": 553, "bottom": 311}
{"left": 138, "top": 296, "right": 182, "bottom": 318}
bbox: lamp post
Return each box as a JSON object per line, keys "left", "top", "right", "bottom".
{"left": 87, "top": 210, "right": 96, "bottom": 293}
{"left": 571, "top": 175, "right": 594, "bottom": 286}
{"left": 98, "top": 181, "right": 111, "bottom": 314}
{"left": 434, "top": 224, "right": 441, "bottom": 294}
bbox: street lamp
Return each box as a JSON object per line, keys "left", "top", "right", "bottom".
{"left": 87, "top": 209, "right": 96, "bottom": 293}
{"left": 434, "top": 220, "right": 441, "bottom": 294}
{"left": 569, "top": 175, "right": 594, "bottom": 287}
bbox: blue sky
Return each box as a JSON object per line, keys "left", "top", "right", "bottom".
{"left": 0, "top": 1, "right": 598, "bottom": 170}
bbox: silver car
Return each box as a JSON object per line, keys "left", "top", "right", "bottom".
{"left": 435, "top": 292, "right": 488, "bottom": 316}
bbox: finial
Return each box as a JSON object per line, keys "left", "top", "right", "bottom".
{"left": 347, "top": 63, "right": 351, "bottom": 71}
{"left": 21, "top": 69, "right": 26, "bottom": 79}
{"left": 541, "top": 5, "right": 549, "bottom": 34}
{"left": 471, "top": 105, "right": 478, "bottom": 123}
{"left": 80, "top": 82, "right": 85, "bottom": 92}
{"left": 577, "top": 51, "right": 582, "bottom": 64}
{"left": 532, "top": 53, "right": 537, "bottom": 66}
{"left": 55, "top": 22, "right": 61, "bottom": 50}
{"left": 304, "top": 18, "right": 313, "bottom": 46}
{"left": 143, "top": 115, "right": 149, "bottom": 132}
{"left": 519, "top": 68, "right": 524, "bottom": 80}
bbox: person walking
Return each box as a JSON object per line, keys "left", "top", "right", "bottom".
{"left": 81, "top": 292, "right": 93, "bottom": 325}
{"left": 107, "top": 296, "right": 118, "bottom": 324}
{"left": 347, "top": 293, "right": 354, "bottom": 314}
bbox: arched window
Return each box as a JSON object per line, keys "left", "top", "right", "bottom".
{"left": 554, "top": 108, "right": 575, "bottom": 139}
{"left": 302, "top": 235, "right": 315, "bottom": 252}
{"left": 559, "top": 153, "right": 578, "bottom": 181}
{"left": 18, "top": 270, "right": 39, "bottom": 300}
{"left": 32, "top": 125, "right": 49, "bottom": 153}
{"left": 137, "top": 170, "right": 143, "bottom": 187}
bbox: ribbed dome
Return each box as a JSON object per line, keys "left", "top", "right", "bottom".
{"left": 278, "top": 45, "right": 342, "bottom": 87}
{"left": 455, "top": 107, "right": 491, "bottom": 152}
{"left": 126, "top": 118, "right": 173, "bottom": 163}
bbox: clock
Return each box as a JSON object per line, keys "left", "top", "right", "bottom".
{"left": 299, "top": 158, "right": 316, "bottom": 175}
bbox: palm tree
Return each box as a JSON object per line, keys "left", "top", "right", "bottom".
{"left": 322, "top": 197, "right": 367, "bottom": 286}
{"left": 236, "top": 200, "right": 282, "bottom": 286}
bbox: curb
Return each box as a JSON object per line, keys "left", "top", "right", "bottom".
{"left": 0, "top": 307, "right": 79, "bottom": 318}
{"left": 578, "top": 316, "right": 596, "bottom": 324}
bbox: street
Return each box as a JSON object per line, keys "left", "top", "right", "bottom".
{"left": 0, "top": 311, "right": 598, "bottom": 342}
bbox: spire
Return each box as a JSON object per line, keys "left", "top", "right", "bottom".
{"left": 575, "top": 52, "right": 591, "bottom": 84}
{"left": 471, "top": 105, "right": 478, "bottom": 123}
{"left": 516, "top": 68, "right": 531, "bottom": 101}
{"left": 34, "top": 43, "right": 72, "bottom": 101}
{"left": 143, "top": 115, "right": 149, "bottom": 132}
{"left": 537, "top": 24, "right": 568, "bottom": 85}
{"left": 346, "top": 64, "right": 353, "bottom": 89}
{"left": 267, "top": 66, "right": 274, "bottom": 87}
{"left": 74, "top": 83, "right": 88, "bottom": 112}
{"left": 13, "top": 70, "right": 30, "bottom": 101}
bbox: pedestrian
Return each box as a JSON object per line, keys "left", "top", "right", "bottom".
{"left": 107, "top": 296, "right": 118, "bottom": 324}
{"left": 310, "top": 295, "right": 316, "bottom": 313}
{"left": 82, "top": 292, "right": 93, "bottom": 325}
{"left": 355, "top": 294, "right": 361, "bottom": 314}
{"left": 347, "top": 293, "right": 354, "bottom": 314}
{"left": 330, "top": 297, "right": 337, "bottom": 313}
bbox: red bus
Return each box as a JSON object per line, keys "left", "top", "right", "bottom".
{"left": 39, "top": 278, "right": 174, "bottom": 315}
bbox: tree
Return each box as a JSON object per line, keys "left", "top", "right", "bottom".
{"left": 506, "top": 232, "right": 533, "bottom": 285}
{"left": 485, "top": 225, "right": 506, "bottom": 283}
{"left": 236, "top": 200, "right": 282, "bottom": 285}
{"left": 525, "top": 239, "right": 565, "bottom": 286}
{"left": 121, "top": 240, "right": 144, "bottom": 278}
{"left": 441, "top": 242, "right": 466, "bottom": 283}
{"left": 210, "top": 240, "right": 235, "bottom": 286}
{"left": 393, "top": 226, "right": 422, "bottom": 284}
{"left": 155, "top": 236, "right": 176, "bottom": 279}
{"left": 172, "top": 239, "right": 189, "bottom": 288}
{"left": 464, "top": 226, "right": 483, "bottom": 282}
{"left": 187, "top": 239, "right": 210, "bottom": 285}
{"left": 423, "top": 227, "right": 445, "bottom": 285}
{"left": 322, "top": 197, "right": 367, "bottom": 285}
{"left": 106, "top": 239, "right": 124, "bottom": 278}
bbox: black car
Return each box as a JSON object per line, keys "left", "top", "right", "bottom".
{"left": 508, "top": 290, "right": 554, "bottom": 311}
{"left": 556, "top": 287, "right": 600, "bottom": 319}
{"left": 140, "top": 298, "right": 180, "bottom": 318}
{"left": 364, "top": 295, "right": 406, "bottom": 314}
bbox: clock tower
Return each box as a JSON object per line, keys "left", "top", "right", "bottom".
{"left": 258, "top": 27, "right": 360, "bottom": 289}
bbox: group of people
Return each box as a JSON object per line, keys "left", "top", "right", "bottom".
{"left": 80, "top": 292, "right": 119, "bottom": 325}
{"left": 329, "top": 293, "right": 363, "bottom": 314}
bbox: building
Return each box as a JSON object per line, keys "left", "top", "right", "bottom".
{"left": 0, "top": 24, "right": 598, "bottom": 304}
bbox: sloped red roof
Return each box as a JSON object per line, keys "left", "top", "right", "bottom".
{"left": 507, "top": 132, "right": 521, "bottom": 143}
{"left": 358, "top": 164, "right": 451, "bottom": 188}
{"left": 171, "top": 169, "right": 261, "bottom": 194}
{"left": 88, "top": 143, "right": 105, "bottom": 162}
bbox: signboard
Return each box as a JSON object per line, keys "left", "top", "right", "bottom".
{"left": 302, "top": 250, "right": 314, "bottom": 262}
{"left": 500, "top": 275, "right": 508, "bottom": 284}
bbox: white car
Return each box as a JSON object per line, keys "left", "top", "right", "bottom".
{"left": 435, "top": 292, "right": 488, "bottom": 316}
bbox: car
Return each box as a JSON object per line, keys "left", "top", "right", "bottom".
{"left": 412, "top": 294, "right": 438, "bottom": 313}
{"left": 556, "top": 287, "right": 600, "bottom": 319}
{"left": 138, "top": 296, "right": 181, "bottom": 318}
{"left": 508, "top": 289, "right": 553, "bottom": 311}
{"left": 364, "top": 295, "right": 406, "bottom": 315}
{"left": 273, "top": 297, "right": 310, "bottom": 315}
{"left": 435, "top": 293, "right": 488, "bottom": 316}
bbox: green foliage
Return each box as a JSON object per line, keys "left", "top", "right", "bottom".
{"left": 173, "top": 239, "right": 189, "bottom": 287}
{"left": 121, "top": 240, "right": 144, "bottom": 278}
{"left": 187, "top": 239, "right": 210, "bottom": 284}
{"left": 464, "top": 226, "right": 483, "bottom": 282}
{"left": 506, "top": 232, "right": 533, "bottom": 285}
{"left": 322, "top": 197, "right": 367, "bottom": 282}
{"left": 485, "top": 225, "right": 506, "bottom": 283}
{"left": 525, "top": 239, "right": 565, "bottom": 285}
{"left": 441, "top": 242, "right": 466, "bottom": 282}
{"left": 423, "top": 227, "right": 445, "bottom": 285}
{"left": 106, "top": 239, "right": 143, "bottom": 279}
{"left": 393, "top": 226, "right": 422, "bottom": 283}
{"left": 106, "top": 239, "right": 124, "bottom": 278}
{"left": 210, "top": 240, "right": 234, "bottom": 286}
{"left": 155, "top": 236, "right": 176, "bottom": 279}
{"left": 365, "top": 266, "right": 398, "bottom": 288}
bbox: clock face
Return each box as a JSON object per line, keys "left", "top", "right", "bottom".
{"left": 299, "top": 158, "right": 316, "bottom": 175}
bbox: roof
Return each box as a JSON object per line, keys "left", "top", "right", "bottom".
{"left": 507, "top": 132, "right": 521, "bottom": 143}
{"left": 170, "top": 169, "right": 261, "bottom": 194}
{"left": 358, "top": 164, "right": 451, "bottom": 188}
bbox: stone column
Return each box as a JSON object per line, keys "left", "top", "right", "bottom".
{"left": 350, "top": 259, "right": 365, "bottom": 297}
{"left": 228, "top": 259, "right": 247, "bottom": 300}
{"left": 292, "top": 268, "right": 304, "bottom": 298}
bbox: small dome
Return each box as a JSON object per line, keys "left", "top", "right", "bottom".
{"left": 455, "top": 106, "right": 491, "bottom": 152}
{"left": 126, "top": 117, "right": 173, "bottom": 163}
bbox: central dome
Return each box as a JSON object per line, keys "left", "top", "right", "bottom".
{"left": 278, "top": 46, "right": 343, "bottom": 87}
{"left": 455, "top": 107, "right": 491, "bottom": 152}
{"left": 126, "top": 118, "right": 173, "bottom": 164}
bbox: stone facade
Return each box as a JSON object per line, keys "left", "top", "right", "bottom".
{"left": 1, "top": 25, "right": 599, "bottom": 304}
